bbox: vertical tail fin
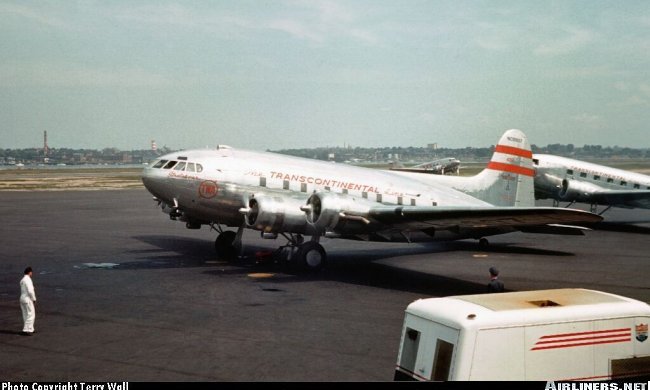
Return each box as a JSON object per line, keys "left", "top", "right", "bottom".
{"left": 435, "top": 129, "right": 536, "bottom": 207}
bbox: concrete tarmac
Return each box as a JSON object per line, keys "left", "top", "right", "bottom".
{"left": 1, "top": 190, "right": 649, "bottom": 381}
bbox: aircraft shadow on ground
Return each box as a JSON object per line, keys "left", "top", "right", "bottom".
{"left": 269, "top": 260, "right": 494, "bottom": 297}
{"left": 416, "top": 240, "right": 574, "bottom": 256}
{"left": 124, "top": 234, "right": 572, "bottom": 296}
{"left": 121, "top": 235, "right": 219, "bottom": 269}
{"left": 256, "top": 241, "right": 569, "bottom": 296}
{"left": 591, "top": 222, "right": 650, "bottom": 235}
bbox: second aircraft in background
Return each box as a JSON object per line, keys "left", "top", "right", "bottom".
{"left": 389, "top": 157, "right": 461, "bottom": 175}
{"left": 533, "top": 154, "right": 650, "bottom": 213}
{"left": 395, "top": 152, "right": 650, "bottom": 214}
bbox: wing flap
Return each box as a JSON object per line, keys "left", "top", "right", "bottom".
{"left": 366, "top": 206, "right": 603, "bottom": 231}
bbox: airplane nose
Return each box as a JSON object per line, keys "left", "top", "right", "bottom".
{"left": 141, "top": 166, "right": 153, "bottom": 189}
{"left": 141, "top": 165, "right": 165, "bottom": 198}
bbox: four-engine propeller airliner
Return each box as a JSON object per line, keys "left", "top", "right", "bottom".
{"left": 141, "top": 129, "right": 602, "bottom": 271}
{"left": 533, "top": 154, "right": 650, "bottom": 213}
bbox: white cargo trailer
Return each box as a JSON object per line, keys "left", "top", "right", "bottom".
{"left": 394, "top": 289, "right": 650, "bottom": 381}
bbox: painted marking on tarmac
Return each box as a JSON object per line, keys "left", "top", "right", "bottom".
{"left": 473, "top": 254, "right": 489, "bottom": 258}
{"left": 247, "top": 273, "right": 275, "bottom": 279}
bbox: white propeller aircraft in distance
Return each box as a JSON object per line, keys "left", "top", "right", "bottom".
{"left": 389, "top": 157, "right": 461, "bottom": 175}
{"left": 533, "top": 154, "right": 650, "bottom": 214}
{"left": 141, "top": 129, "right": 602, "bottom": 272}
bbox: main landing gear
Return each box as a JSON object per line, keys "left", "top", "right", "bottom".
{"left": 212, "top": 226, "right": 327, "bottom": 272}
{"left": 276, "top": 234, "right": 326, "bottom": 273}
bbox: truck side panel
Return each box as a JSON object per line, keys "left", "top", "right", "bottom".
{"left": 593, "top": 318, "right": 637, "bottom": 381}
{"left": 525, "top": 320, "right": 596, "bottom": 380}
{"left": 469, "top": 327, "right": 525, "bottom": 380}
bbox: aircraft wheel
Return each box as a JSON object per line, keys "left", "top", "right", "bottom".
{"left": 215, "top": 231, "right": 237, "bottom": 261}
{"left": 274, "top": 246, "right": 295, "bottom": 269}
{"left": 296, "top": 242, "right": 326, "bottom": 272}
{"left": 478, "top": 237, "right": 489, "bottom": 248}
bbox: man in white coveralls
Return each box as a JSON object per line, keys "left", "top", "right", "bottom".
{"left": 20, "top": 266, "right": 37, "bottom": 335}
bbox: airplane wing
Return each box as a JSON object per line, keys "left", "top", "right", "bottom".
{"left": 364, "top": 205, "right": 602, "bottom": 231}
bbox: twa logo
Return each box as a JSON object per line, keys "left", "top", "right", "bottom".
{"left": 636, "top": 323, "right": 648, "bottom": 342}
{"left": 531, "top": 328, "right": 631, "bottom": 351}
{"left": 199, "top": 180, "right": 219, "bottom": 199}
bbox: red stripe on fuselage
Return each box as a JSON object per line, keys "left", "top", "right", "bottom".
{"left": 495, "top": 144, "right": 533, "bottom": 158}
{"left": 487, "top": 162, "right": 535, "bottom": 177}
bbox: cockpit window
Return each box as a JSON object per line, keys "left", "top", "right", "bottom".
{"left": 163, "top": 160, "right": 178, "bottom": 169}
{"left": 173, "top": 162, "right": 187, "bottom": 171}
{"left": 152, "top": 159, "right": 167, "bottom": 168}
{"left": 152, "top": 159, "right": 201, "bottom": 171}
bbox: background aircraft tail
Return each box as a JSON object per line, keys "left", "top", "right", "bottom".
{"left": 456, "top": 129, "right": 535, "bottom": 206}
{"left": 413, "top": 129, "right": 535, "bottom": 207}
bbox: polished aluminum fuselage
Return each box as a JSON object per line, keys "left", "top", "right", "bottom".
{"left": 141, "top": 147, "right": 491, "bottom": 236}
{"left": 533, "top": 154, "right": 650, "bottom": 204}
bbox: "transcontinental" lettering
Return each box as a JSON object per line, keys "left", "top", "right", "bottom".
{"left": 269, "top": 171, "right": 379, "bottom": 193}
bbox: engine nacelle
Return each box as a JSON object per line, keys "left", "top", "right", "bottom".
{"left": 558, "top": 179, "right": 602, "bottom": 201}
{"left": 303, "top": 192, "right": 374, "bottom": 232}
{"left": 242, "top": 195, "right": 311, "bottom": 233}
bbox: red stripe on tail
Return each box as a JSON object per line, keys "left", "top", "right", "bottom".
{"left": 487, "top": 162, "right": 535, "bottom": 177}
{"left": 495, "top": 144, "right": 533, "bottom": 158}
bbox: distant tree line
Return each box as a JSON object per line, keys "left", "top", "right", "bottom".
{"left": 2, "top": 143, "right": 649, "bottom": 165}
{"left": 0, "top": 147, "right": 169, "bottom": 165}
{"left": 271, "top": 143, "right": 650, "bottom": 163}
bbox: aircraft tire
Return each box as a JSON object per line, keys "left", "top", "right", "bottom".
{"left": 215, "top": 231, "right": 237, "bottom": 261}
{"left": 478, "top": 237, "right": 489, "bottom": 248}
{"left": 296, "top": 242, "right": 326, "bottom": 272}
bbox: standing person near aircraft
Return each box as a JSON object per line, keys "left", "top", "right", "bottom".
{"left": 20, "top": 266, "right": 37, "bottom": 335}
{"left": 487, "top": 266, "right": 504, "bottom": 293}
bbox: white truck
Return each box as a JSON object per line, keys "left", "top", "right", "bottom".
{"left": 394, "top": 289, "right": 650, "bottom": 381}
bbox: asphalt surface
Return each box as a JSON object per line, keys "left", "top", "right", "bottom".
{"left": 1, "top": 190, "right": 649, "bottom": 381}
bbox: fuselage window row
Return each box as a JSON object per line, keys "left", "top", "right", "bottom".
{"left": 570, "top": 169, "right": 645, "bottom": 190}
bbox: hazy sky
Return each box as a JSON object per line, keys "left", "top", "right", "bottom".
{"left": 1, "top": 1, "right": 650, "bottom": 151}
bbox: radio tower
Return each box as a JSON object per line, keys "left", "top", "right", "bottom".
{"left": 43, "top": 130, "right": 49, "bottom": 156}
